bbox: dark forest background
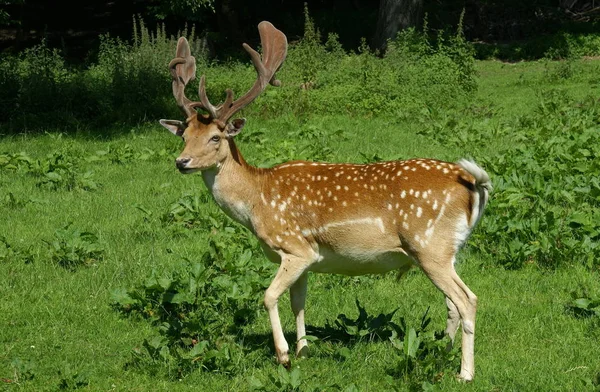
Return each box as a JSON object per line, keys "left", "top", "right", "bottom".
{"left": 1, "top": 0, "right": 599, "bottom": 62}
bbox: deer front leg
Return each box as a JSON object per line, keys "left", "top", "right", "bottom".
{"left": 290, "top": 272, "right": 308, "bottom": 358}
{"left": 264, "top": 256, "right": 307, "bottom": 368}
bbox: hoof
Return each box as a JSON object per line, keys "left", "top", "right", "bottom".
{"left": 456, "top": 372, "right": 474, "bottom": 382}
{"left": 296, "top": 345, "right": 309, "bottom": 358}
{"left": 277, "top": 352, "right": 291, "bottom": 369}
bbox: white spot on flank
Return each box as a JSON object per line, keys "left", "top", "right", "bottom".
{"left": 416, "top": 207, "right": 423, "bottom": 217}
{"left": 432, "top": 200, "right": 438, "bottom": 211}
{"left": 279, "top": 202, "right": 287, "bottom": 212}
{"left": 445, "top": 193, "right": 452, "bottom": 203}
{"left": 409, "top": 189, "right": 414, "bottom": 195}
{"left": 415, "top": 191, "right": 420, "bottom": 198}
{"left": 401, "top": 190, "right": 406, "bottom": 198}
{"left": 270, "top": 200, "right": 276, "bottom": 208}
{"left": 313, "top": 217, "right": 386, "bottom": 235}
{"left": 276, "top": 236, "right": 283, "bottom": 243}
{"left": 403, "top": 221, "right": 410, "bottom": 230}
{"left": 261, "top": 193, "right": 267, "bottom": 205}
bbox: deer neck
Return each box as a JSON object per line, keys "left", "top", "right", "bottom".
{"left": 201, "top": 139, "right": 263, "bottom": 229}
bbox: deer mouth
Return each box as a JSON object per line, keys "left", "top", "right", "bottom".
{"left": 178, "top": 167, "right": 201, "bottom": 174}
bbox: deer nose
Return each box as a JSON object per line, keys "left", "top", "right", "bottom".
{"left": 175, "top": 157, "right": 191, "bottom": 169}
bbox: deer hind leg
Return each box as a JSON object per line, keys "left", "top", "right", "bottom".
{"left": 419, "top": 255, "right": 477, "bottom": 382}
{"left": 290, "top": 272, "right": 309, "bottom": 358}
{"left": 264, "top": 255, "right": 308, "bottom": 368}
{"left": 445, "top": 296, "right": 461, "bottom": 343}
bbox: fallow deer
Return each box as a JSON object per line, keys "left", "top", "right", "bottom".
{"left": 159, "top": 21, "right": 491, "bottom": 381}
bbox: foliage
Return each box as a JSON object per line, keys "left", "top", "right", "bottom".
{"left": 475, "top": 31, "right": 600, "bottom": 61}
{"left": 0, "top": 236, "right": 35, "bottom": 264}
{"left": 111, "top": 214, "right": 273, "bottom": 377}
{"left": 29, "top": 152, "right": 99, "bottom": 191}
{"left": 144, "top": 0, "right": 215, "bottom": 22}
{"left": 320, "top": 300, "right": 403, "bottom": 342}
{"left": 415, "top": 88, "right": 600, "bottom": 270}
{"left": 567, "top": 288, "right": 600, "bottom": 319}
{"left": 248, "top": 365, "right": 303, "bottom": 392}
{"left": 0, "top": 10, "right": 479, "bottom": 133}
{"left": 57, "top": 367, "right": 89, "bottom": 390}
{"left": 44, "top": 224, "right": 105, "bottom": 270}
{"left": 240, "top": 124, "right": 342, "bottom": 167}
{"left": 9, "top": 358, "right": 36, "bottom": 383}
{"left": 475, "top": 92, "right": 600, "bottom": 269}
{"left": 388, "top": 308, "right": 460, "bottom": 390}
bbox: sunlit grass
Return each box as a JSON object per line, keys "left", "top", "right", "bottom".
{"left": 1, "top": 58, "right": 600, "bottom": 391}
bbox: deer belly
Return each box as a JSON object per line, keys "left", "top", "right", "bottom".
{"left": 308, "top": 244, "right": 413, "bottom": 276}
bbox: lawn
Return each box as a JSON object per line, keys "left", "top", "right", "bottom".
{"left": 1, "top": 58, "right": 599, "bottom": 391}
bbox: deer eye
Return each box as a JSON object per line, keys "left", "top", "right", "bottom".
{"left": 210, "top": 135, "right": 220, "bottom": 143}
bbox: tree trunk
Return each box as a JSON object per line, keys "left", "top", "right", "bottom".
{"left": 372, "top": 0, "right": 423, "bottom": 53}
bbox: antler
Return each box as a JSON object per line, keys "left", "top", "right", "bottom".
{"left": 168, "top": 21, "right": 287, "bottom": 125}
{"left": 169, "top": 37, "right": 212, "bottom": 119}
{"left": 214, "top": 21, "right": 288, "bottom": 123}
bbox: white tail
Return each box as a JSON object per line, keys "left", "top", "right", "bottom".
{"left": 159, "top": 21, "right": 491, "bottom": 382}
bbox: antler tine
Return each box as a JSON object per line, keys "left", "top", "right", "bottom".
{"left": 198, "top": 75, "right": 219, "bottom": 119}
{"left": 216, "top": 21, "right": 288, "bottom": 123}
{"left": 169, "top": 37, "right": 218, "bottom": 119}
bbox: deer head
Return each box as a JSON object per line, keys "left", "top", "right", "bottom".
{"left": 159, "top": 21, "right": 288, "bottom": 173}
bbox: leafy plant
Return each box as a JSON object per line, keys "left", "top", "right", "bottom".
{"left": 111, "top": 216, "right": 274, "bottom": 377}
{"left": 0, "top": 236, "right": 35, "bottom": 264}
{"left": 9, "top": 358, "right": 36, "bottom": 383}
{"left": 389, "top": 308, "right": 460, "bottom": 390}
{"left": 0, "top": 151, "right": 33, "bottom": 171}
{"left": 29, "top": 152, "right": 99, "bottom": 191}
{"left": 475, "top": 91, "right": 600, "bottom": 269}
{"left": 44, "top": 224, "right": 104, "bottom": 270}
{"left": 161, "top": 192, "right": 225, "bottom": 232}
{"left": 323, "top": 299, "right": 403, "bottom": 342}
{"left": 249, "top": 365, "right": 303, "bottom": 392}
{"left": 57, "top": 367, "right": 89, "bottom": 390}
{"left": 567, "top": 289, "right": 600, "bottom": 319}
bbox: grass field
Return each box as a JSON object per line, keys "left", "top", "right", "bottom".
{"left": 1, "top": 58, "right": 600, "bottom": 391}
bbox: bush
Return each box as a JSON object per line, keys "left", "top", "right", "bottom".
{"left": 0, "top": 10, "right": 478, "bottom": 133}
{"left": 476, "top": 91, "right": 600, "bottom": 269}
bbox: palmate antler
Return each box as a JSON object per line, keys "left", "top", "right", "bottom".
{"left": 168, "top": 21, "right": 288, "bottom": 126}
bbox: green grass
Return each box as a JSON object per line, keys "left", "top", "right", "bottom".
{"left": 1, "top": 59, "right": 600, "bottom": 391}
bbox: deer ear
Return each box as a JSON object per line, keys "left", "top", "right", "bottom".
{"left": 225, "top": 118, "right": 246, "bottom": 138}
{"left": 159, "top": 119, "right": 185, "bottom": 137}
